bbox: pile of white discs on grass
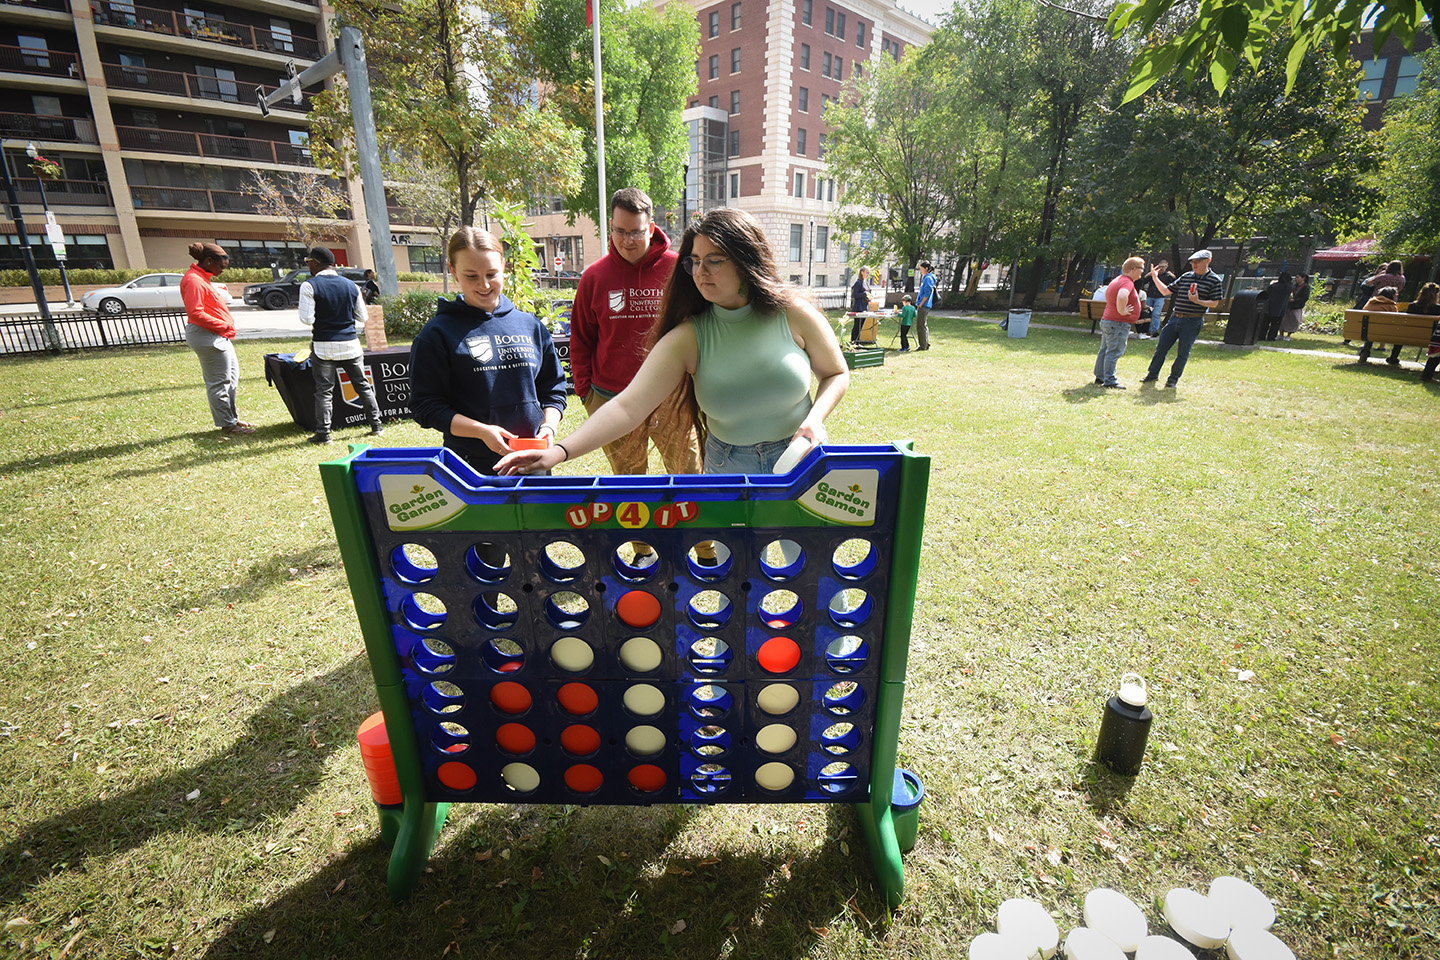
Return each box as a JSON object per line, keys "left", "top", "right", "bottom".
{"left": 967, "top": 876, "right": 1293, "bottom": 960}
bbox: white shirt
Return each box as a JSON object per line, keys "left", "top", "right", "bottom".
{"left": 299, "top": 268, "right": 368, "bottom": 361}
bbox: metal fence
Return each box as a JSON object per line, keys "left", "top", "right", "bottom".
{"left": 0, "top": 308, "right": 188, "bottom": 356}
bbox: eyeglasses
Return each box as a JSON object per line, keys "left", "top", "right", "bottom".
{"left": 611, "top": 227, "right": 648, "bottom": 242}
{"left": 681, "top": 255, "right": 730, "bottom": 275}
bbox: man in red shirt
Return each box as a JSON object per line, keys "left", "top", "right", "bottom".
{"left": 1093, "top": 256, "right": 1147, "bottom": 389}
{"left": 570, "top": 188, "right": 702, "bottom": 475}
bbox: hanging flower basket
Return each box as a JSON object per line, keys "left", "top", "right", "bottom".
{"left": 30, "top": 155, "right": 63, "bottom": 181}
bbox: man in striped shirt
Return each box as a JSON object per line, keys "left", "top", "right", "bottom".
{"left": 1141, "top": 249, "right": 1224, "bottom": 388}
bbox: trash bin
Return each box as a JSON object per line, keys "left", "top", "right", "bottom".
{"left": 1006, "top": 308, "right": 1031, "bottom": 338}
{"left": 1223, "top": 290, "right": 1262, "bottom": 346}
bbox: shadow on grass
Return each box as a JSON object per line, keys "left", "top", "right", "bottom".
{"left": 930, "top": 316, "right": 1262, "bottom": 367}
{"left": 202, "top": 792, "right": 884, "bottom": 960}
{"left": 160, "top": 545, "right": 341, "bottom": 616}
{"left": 1076, "top": 759, "right": 1138, "bottom": 814}
{"left": 0, "top": 657, "right": 371, "bottom": 909}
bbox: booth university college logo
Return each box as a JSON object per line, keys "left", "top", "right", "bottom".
{"left": 609, "top": 289, "right": 626, "bottom": 313}
{"left": 466, "top": 336, "right": 493, "bottom": 363}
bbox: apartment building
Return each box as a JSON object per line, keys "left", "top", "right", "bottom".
{"left": 674, "top": 0, "right": 933, "bottom": 289}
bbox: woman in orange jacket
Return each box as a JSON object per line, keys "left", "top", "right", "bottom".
{"left": 181, "top": 242, "right": 254, "bottom": 435}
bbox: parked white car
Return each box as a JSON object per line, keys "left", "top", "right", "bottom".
{"left": 81, "top": 274, "right": 232, "bottom": 316}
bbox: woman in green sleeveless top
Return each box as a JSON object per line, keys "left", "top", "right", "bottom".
{"left": 497, "top": 208, "right": 849, "bottom": 476}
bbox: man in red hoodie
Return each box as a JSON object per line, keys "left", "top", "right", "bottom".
{"left": 570, "top": 187, "right": 702, "bottom": 475}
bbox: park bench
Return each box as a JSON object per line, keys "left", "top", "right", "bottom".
{"left": 1342, "top": 308, "right": 1438, "bottom": 363}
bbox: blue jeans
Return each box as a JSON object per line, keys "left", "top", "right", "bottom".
{"left": 1093, "top": 319, "right": 1131, "bottom": 385}
{"left": 1146, "top": 314, "right": 1205, "bottom": 384}
{"left": 1146, "top": 297, "right": 1166, "bottom": 333}
{"left": 704, "top": 434, "right": 792, "bottom": 474}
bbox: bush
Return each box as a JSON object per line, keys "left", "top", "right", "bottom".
{"left": 397, "top": 271, "right": 442, "bottom": 283}
{"left": 1300, "top": 301, "right": 1346, "bottom": 336}
{"left": 380, "top": 290, "right": 442, "bottom": 339}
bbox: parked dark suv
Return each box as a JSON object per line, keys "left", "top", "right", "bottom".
{"left": 243, "top": 267, "right": 370, "bottom": 310}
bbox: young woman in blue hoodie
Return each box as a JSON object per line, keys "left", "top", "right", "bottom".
{"left": 409, "top": 227, "right": 568, "bottom": 475}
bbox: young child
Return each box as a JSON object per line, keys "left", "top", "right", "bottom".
{"left": 409, "top": 227, "right": 568, "bottom": 475}
{"left": 899, "top": 294, "right": 916, "bottom": 352}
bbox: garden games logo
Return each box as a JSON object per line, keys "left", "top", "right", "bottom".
{"left": 799, "top": 469, "right": 879, "bottom": 525}
{"left": 379, "top": 475, "right": 464, "bottom": 530}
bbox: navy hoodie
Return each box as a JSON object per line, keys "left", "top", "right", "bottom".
{"left": 409, "top": 293, "right": 568, "bottom": 474}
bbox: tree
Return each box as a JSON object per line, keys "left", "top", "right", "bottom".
{"left": 243, "top": 170, "right": 351, "bottom": 249}
{"left": 530, "top": 0, "right": 698, "bottom": 226}
{"left": 1372, "top": 47, "right": 1440, "bottom": 274}
{"left": 1110, "top": 0, "right": 1440, "bottom": 103}
{"left": 1065, "top": 37, "right": 1379, "bottom": 275}
{"left": 824, "top": 53, "right": 971, "bottom": 290}
{"left": 312, "top": 0, "right": 583, "bottom": 227}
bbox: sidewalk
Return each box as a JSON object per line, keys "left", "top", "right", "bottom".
{"left": 2, "top": 301, "right": 311, "bottom": 342}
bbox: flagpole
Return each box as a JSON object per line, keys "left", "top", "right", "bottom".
{"left": 591, "top": 0, "right": 607, "bottom": 245}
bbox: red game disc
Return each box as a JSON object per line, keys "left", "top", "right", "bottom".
{"left": 490, "top": 681, "right": 532, "bottom": 715}
{"left": 495, "top": 722, "right": 535, "bottom": 754}
{"left": 437, "top": 761, "right": 477, "bottom": 791}
{"left": 628, "top": 764, "right": 667, "bottom": 793}
{"left": 560, "top": 724, "right": 601, "bottom": 756}
{"left": 758, "top": 636, "right": 802, "bottom": 674}
{"left": 615, "top": 590, "right": 661, "bottom": 628}
{"left": 556, "top": 682, "right": 599, "bottom": 716}
{"left": 564, "top": 764, "right": 603, "bottom": 793}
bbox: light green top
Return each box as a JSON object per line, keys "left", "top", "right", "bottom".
{"left": 691, "top": 301, "right": 813, "bottom": 445}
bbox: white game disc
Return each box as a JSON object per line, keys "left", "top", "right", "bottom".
{"left": 1135, "top": 934, "right": 1196, "bottom": 960}
{"left": 1163, "top": 888, "right": 1230, "bottom": 950}
{"left": 1225, "top": 928, "right": 1295, "bottom": 960}
{"left": 996, "top": 898, "right": 1059, "bottom": 959}
{"left": 1083, "top": 887, "right": 1148, "bottom": 951}
{"left": 1062, "top": 927, "right": 1127, "bottom": 960}
{"left": 968, "top": 931, "right": 1033, "bottom": 960}
{"left": 1208, "top": 876, "right": 1276, "bottom": 931}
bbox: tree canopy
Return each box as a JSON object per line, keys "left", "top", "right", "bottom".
{"left": 1371, "top": 47, "right": 1440, "bottom": 265}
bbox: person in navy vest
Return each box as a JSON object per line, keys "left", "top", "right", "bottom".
{"left": 299, "top": 246, "right": 383, "bottom": 445}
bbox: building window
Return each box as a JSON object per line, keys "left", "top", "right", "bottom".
{"left": 816, "top": 226, "right": 829, "bottom": 262}
{"left": 730, "top": 172, "right": 740, "bottom": 199}
{"left": 838, "top": 239, "right": 850, "bottom": 263}
{"left": 835, "top": 57, "right": 843, "bottom": 80}
{"left": 797, "top": 128, "right": 807, "bottom": 155}
{"left": 729, "top": 129, "right": 739, "bottom": 156}
{"left": 731, "top": 2, "right": 741, "bottom": 30}
{"left": 709, "top": 11, "right": 719, "bottom": 37}
{"left": 731, "top": 48, "right": 741, "bottom": 73}
{"left": 854, "top": 61, "right": 863, "bottom": 77}
{"left": 1358, "top": 59, "right": 1385, "bottom": 99}
{"left": 825, "top": 7, "right": 834, "bottom": 35}
{"left": 18, "top": 35, "right": 50, "bottom": 69}
{"left": 827, "top": 177, "right": 835, "bottom": 202}
{"left": 709, "top": 55, "right": 718, "bottom": 80}
{"left": 857, "top": 22, "right": 866, "bottom": 47}
{"left": 800, "top": 43, "right": 810, "bottom": 70}
{"left": 816, "top": 274, "right": 827, "bottom": 287}
{"left": 1394, "top": 55, "right": 1422, "bottom": 96}
{"left": 802, "top": 0, "right": 812, "bottom": 26}
{"left": 818, "top": 133, "right": 826, "bottom": 159}
{"left": 823, "top": 52, "right": 832, "bottom": 77}
{"left": 837, "top": 13, "right": 846, "bottom": 38}
{"left": 269, "top": 18, "right": 294, "bottom": 53}
{"left": 798, "top": 86, "right": 809, "bottom": 112}
{"left": 882, "top": 38, "right": 891, "bottom": 55}
{"left": 708, "top": 94, "right": 719, "bottom": 108}
{"left": 730, "top": 90, "right": 740, "bottom": 113}
{"left": 789, "top": 224, "right": 803, "bottom": 261}
{"left": 794, "top": 171, "right": 805, "bottom": 198}
{"left": 821, "top": 93, "right": 829, "bottom": 112}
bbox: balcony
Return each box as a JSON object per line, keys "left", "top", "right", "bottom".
{"left": 0, "top": 43, "right": 82, "bottom": 79}
{"left": 115, "top": 125, "right": 316, "bottom": 166}
{"left": 89, "top": 2, "right": 323, "bottom": 60}
{"left": 131, "top": 184, "right": 350, "bottom": 217}
{"left": 1, "top": 0, "right": 70, "bottom": 11}
{"left": 7, "top": 177, "right": 113, "bottom": 207}
{"left": 0, "top": 112, "right": 98, "bottom": 143}
{"left": 102, "top": 63, "right": 311, "bottom": 113}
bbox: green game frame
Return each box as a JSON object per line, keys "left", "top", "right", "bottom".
{"left": 319, "top": 441, "right": 930, "bottom": 907}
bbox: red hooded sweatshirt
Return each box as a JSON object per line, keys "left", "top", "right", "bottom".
{"left": 568, "top": 224, "right": 676, "bottom": 398}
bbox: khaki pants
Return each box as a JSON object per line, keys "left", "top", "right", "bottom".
{"left": 582, "top": 381, "right": 702, "bottom": 475}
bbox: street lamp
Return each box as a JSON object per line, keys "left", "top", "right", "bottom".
{"left": 0, "top": 145, "right": 59, "bottom": 349}
{"left": 807, "top": 217, "right": 815, "bottom": 289}
{"left": 25, "top": 142, "right": 74, "bottom": 307}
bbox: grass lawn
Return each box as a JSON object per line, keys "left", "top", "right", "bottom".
{"left": 1, "top": 316, "right": 1437, "bottom": 959}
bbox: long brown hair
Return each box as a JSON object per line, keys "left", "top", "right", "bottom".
{"left": 649, "top": 208, "right": 793, "bottom": 347}
{"left": 1417, "top": 282, "right": 1440, "bottom": 307}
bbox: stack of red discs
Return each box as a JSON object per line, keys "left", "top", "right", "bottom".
{"left": 357, "top": 711, "right": 403, "bottom": 805}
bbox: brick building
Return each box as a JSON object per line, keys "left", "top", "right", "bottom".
{"left": 671, "top": 0, "right": 933, "bottom": 290}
